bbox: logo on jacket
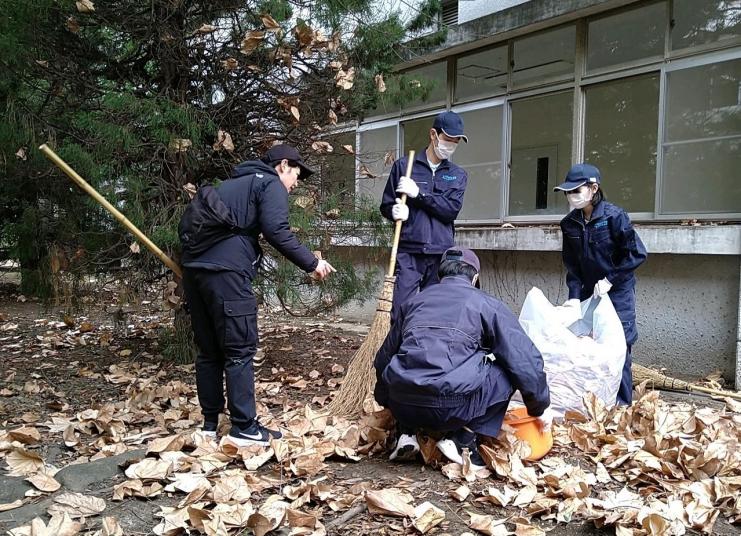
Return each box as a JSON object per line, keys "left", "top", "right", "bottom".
{"left": 594, "top": 220, "right": 608, "bottom": 228}
{"left": 441, "top": 174, "right": 458, "bottom": 181}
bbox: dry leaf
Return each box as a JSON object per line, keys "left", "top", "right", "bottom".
{"left": 0, "top": 500, "right": 23, "bottom": 512}
{"left": 221, "top": 58, "right": 239, "bottom": 71}
{"left": 335, "top": 68, "right": 355, "bottom": 90}
{"left": 9, "top": 513, "right": 83, "bottom": 536}
{"left": 129, "top": 242, "right": 140, "bottom": 254}
{"left": 365, "top": 488, "right": 415, "bottom": 517}
{"left": 27, "top": 472, "right": 61, "bottom": 493}
{"left": 97, "top": 516, "right": 124, "bottom": 536}
{"left": 262, "top": 15, "right": 280, "bottom": 32}
{"left": 241, "top": 31, "right": 265, "bottom": 55}
{"left": 311, "top": 141, "right": 333, "bottom": 154}
{"left": 328, "top": 109, "right": 338, "bottom": 125}
{"left": 147, "top": 434, "right": 186, "bottom": 454}
{"left": 169, "top": 138, "right": 192, "bottom": 153}
{"left": 75, "top": 0, "right": 94, "bottom": 13}
{"left": 341, "top": 144, "right": 354, "bottom": 154}
{"left": 412, "top": 501, "right": 445, "bottom": 533}
{"left": 290, "top": 106, "right": 300, "bottom": 122}
{"left": 48, "top": 492, "right": 106, "bottom": 518}
{"left": 469, "top": 513, "right": 510, "bottom": 536}
{"left": 213, "top": 130, "right": 235, "bottom": 152}
{"left": 124, "top": 457, "right": 172, "bottom": 480}
{"left": 450, "top": 484, "right": 470, "bottom": 502}
{"left": 9, "top": 426, "right": 41, "bottom": 444}
{"left": 15, "top": 147, "right": 27, "bottom": 160}
{"left": 66, "top": 17, "right": 80, "bottom": 33}
{"left": 374, "top": 73, "right": 387, "bottom": 93}
{"left": 194, "top": 24, "right": 216, "bottom": 35}
{"left": 6, "top": 448, "right": 44, "bottom": 476}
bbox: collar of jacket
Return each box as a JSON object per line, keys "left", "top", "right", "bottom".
{"left": 230, "top": 159, "right": 279, "bottom": 180}
{"left": 440, "top": 274, "right": 474, "bottom": 287}
{"left": 415, "top": 147, "right": 451, "bottom": 171}
{"left": 568, "top": 200, "right": 606, "bottom": 226}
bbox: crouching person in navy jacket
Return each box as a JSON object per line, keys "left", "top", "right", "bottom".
{"left": 373, "top": 247, "right": 552, "bottom": 470}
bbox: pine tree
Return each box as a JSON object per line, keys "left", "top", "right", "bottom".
{"left": 0, "top": 0, "right": 444, "bottom": 320}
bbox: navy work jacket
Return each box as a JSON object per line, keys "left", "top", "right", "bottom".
{"left": 374, "top": 275, "right": 550, "bottom": 417}
{"left": 380, "top": 150, "right": 467, "bottom": 254}
{"left": 560, "top": 201, "right": 647, "bottom": 300}
{"left": 182, "top": 160, "right": 318, "bottom": 279}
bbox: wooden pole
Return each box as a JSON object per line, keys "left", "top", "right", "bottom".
{"left": 386, "top": 150, "right": 415, "bottom": 276}
{"left": 38, "top": 144, "right": 182, "bottom": 278}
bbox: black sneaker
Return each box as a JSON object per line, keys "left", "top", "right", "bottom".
{"left": 227, "top": 420, "right": 282, "bottom": 447}
{"left": 436, "top": 428, "right": 486, "bottom": 470}
{"left": 389, "top": 426, "right": 420, "bottom": 461}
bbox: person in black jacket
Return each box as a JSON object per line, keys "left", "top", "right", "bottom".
{"left": 182, "top": 144, "right": 335, "bottom": 446}
{"left": 374, "top": 247, "right": 551, "bottom": 469}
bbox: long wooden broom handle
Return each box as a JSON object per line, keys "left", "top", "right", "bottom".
{"left": 38, "top": 144, "right": 183, "bottom": 278}
{"left": 387, "top": 150, "right": 415, "bottom": 277}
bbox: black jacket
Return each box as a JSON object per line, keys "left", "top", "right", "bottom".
{"left": 182, "top": 160, "right": 318, "bottom": 278}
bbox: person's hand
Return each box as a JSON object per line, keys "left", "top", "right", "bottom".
{"left": 396, "top": 176, "right": 419, "bottom": 198}
{"left": 593, "top": 277, "right": 612, "bottom": 298}
{"left": 562, "top": 298, "right": 581, "bottom": 309}
{"left": 532, "top": 406, "right": 554, "bottom": 432}
{"left": 391, "top": 198, "right": 409, "bottom": 222}
{"left": 311, "top": 259, "right": 336, "bottom": 281}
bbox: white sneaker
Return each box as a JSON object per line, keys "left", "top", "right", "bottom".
{"left": 389, "top": 433, "right": 420, "bottom": 461}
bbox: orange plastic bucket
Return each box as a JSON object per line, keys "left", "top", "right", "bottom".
{"left": 503, "top": 407, "right": 553, "bottom": 461}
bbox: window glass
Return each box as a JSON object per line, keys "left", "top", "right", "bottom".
{"left": 584, "top": 74, "right": 660, "bottom": 212}
{"left": 672, "top": 0, "right": 741, "bottom": 50}
{"left": 455, "top": 45, "right": 508, "bottom": 101}
{"left": 509, "top": 91, "right": 574, "bottom": 216}
{"left": 357, "top": 126, "right": 396, "bottom": 203}
{"left": 587, "top": 2, "right": 666, "bottom": 72}
{"left": 512, "top": 26, "right": 576, "bottom": 88}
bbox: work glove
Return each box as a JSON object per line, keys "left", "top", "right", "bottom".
{"left": 593, "top": 277, "right": 612, "bottom": 298}
{"left": 396, "top": 176, "right": 419, "bottom": 198}
{"left": 532, "top": 406, "right": 554, "bottom": 432}
{"left": 391, "top": 198, "right": 409, "bottom": 222}
{"left": 310, "top": 259, "right": 336, "bottom": 281}
{"left": 562, "top": 298, "right": 581, "bottom": 309}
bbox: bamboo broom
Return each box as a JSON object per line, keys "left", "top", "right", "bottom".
{"left": 632, "top": 363, "right": 741, "bottom": 401}
{"left": 38, "top": 144, "right": 182, "bottom": 277}
{"left": 327, "top": 151, "right": 416, "bottom": 416}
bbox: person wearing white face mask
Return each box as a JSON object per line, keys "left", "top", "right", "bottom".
{"left": 380, "top": 111, "right": 470, "bottom": 328}
{"left": 555, "top": 163, "right": 647, "bottom": 405}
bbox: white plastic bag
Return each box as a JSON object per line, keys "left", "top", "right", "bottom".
{"left": 516, "top": 287, "right": 626, "bottom": 417}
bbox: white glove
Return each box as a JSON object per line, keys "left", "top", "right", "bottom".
{"left": 562, "top": 299, "right": 580, "bottom": 309}
{"left": 396, "top": 176, "right": 419, "bottom": 198}
{"left": 311, "top": 259, "right": 336, "bottom": 281}
{"left": 532, "top": 406, "right": 554, "bottom": 432}
{"left": 391, "top": 198, "right": 409, "bottom": 222}
{"left": 593, "top": 277, "right": 612, "bottom": 298}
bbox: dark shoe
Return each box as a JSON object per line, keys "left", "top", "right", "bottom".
{"left": 436, "top": 428, "right": 486, "bottom": 470}
{"left": 227, "top": 420, "right": 282, "bottom": 447}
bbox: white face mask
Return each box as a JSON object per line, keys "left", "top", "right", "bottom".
{"left": 566, "top": 187, "right": 593, "bottom": 210}
{"left": 433, "top": 134, "right": 458, "bottom": 160}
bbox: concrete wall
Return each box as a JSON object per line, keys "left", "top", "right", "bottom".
{"left": 459, "top": 0, "right": 532, "bottom": 25}
{"left": 336, "top": 247, "right": 740, "bottom": 384}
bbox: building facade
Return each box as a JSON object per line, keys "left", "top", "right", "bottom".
{"left": 332, "top": 0, "right": 741, "bottom": 387}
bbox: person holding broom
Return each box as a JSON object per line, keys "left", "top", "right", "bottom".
{"left": 179, "top": 144, "right": 336, "bottom": 446}
{"left": 556, "top": 163, "right": 647, "bottom": 405}
{"left": 380, "top": 111, "right": 469, "bottom": 325}
{"left": 373, "top": 247, "right": 552, "bottom": 469}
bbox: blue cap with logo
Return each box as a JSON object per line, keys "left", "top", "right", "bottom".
{"left": 554, "top": 163, "right": 601, "bottom": 192}
{"left": 433, "top": 111, "right": 468, "bottom": 143}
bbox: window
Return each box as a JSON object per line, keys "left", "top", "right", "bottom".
{"left": 509, "top": 91, "right": 574, "bottom": 216}
{"left": 661, "top": 58, "right": 741, "bottom": 214}
{"left": 454, "top": 107, "right": 504, "bottom": 220}
{"left": 672, "top": 0, "right": 741, "bottom": 51}
{"left": 357, "top": 126, "right": 397, "bottom": 203}
{"left": 587, "top": 2, "right": 666, "bottom": 72}
{"left": 403, "top": 62, "right": 448, "bottom": 108}
{"left": 455, "top": 45, "right": 508, "bottom": 102}
{"left": 512, "top": 26, "right": 576, "bottom": 88}
{"left": 402, "top": 116, "right": 434, "bottom": 155}
{"left": 584, "top": 74, "right": 660, "bottom": 212}
{"left": 319, "top": 131, "right": 356, "bottom": 207}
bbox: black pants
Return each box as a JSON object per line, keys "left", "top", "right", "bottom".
{"left": 391, "top": 252, "right": 441, "bottom": 325}
{"left": 183, "top": 268, "right": 258, "bottom": 429}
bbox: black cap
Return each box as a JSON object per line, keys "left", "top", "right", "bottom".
{"left": 262, "top": 144, "right": 315, "bottom": 180}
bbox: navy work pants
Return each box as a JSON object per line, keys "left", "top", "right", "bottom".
{"left": 183, "top": 268, "right": 258, "bottom": 429}
{"left": 391, "top": 252, "right": 441, "bottom": 325}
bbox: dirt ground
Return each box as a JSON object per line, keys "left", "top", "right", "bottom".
{"left": 0, "top": 278, "right": 739, "bottom": 536}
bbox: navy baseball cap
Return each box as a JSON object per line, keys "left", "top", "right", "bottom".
{"left": 432, "top": 111, "right": 468, "bottom": 143}
{"left": 442, "top": 246, "right": 480, "bottom": 272}
{"left": 262, "top": 144, "right": 315, "bottom": 180}
{"left": 554, "top": 163, "right": 601, "bottom": 192}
